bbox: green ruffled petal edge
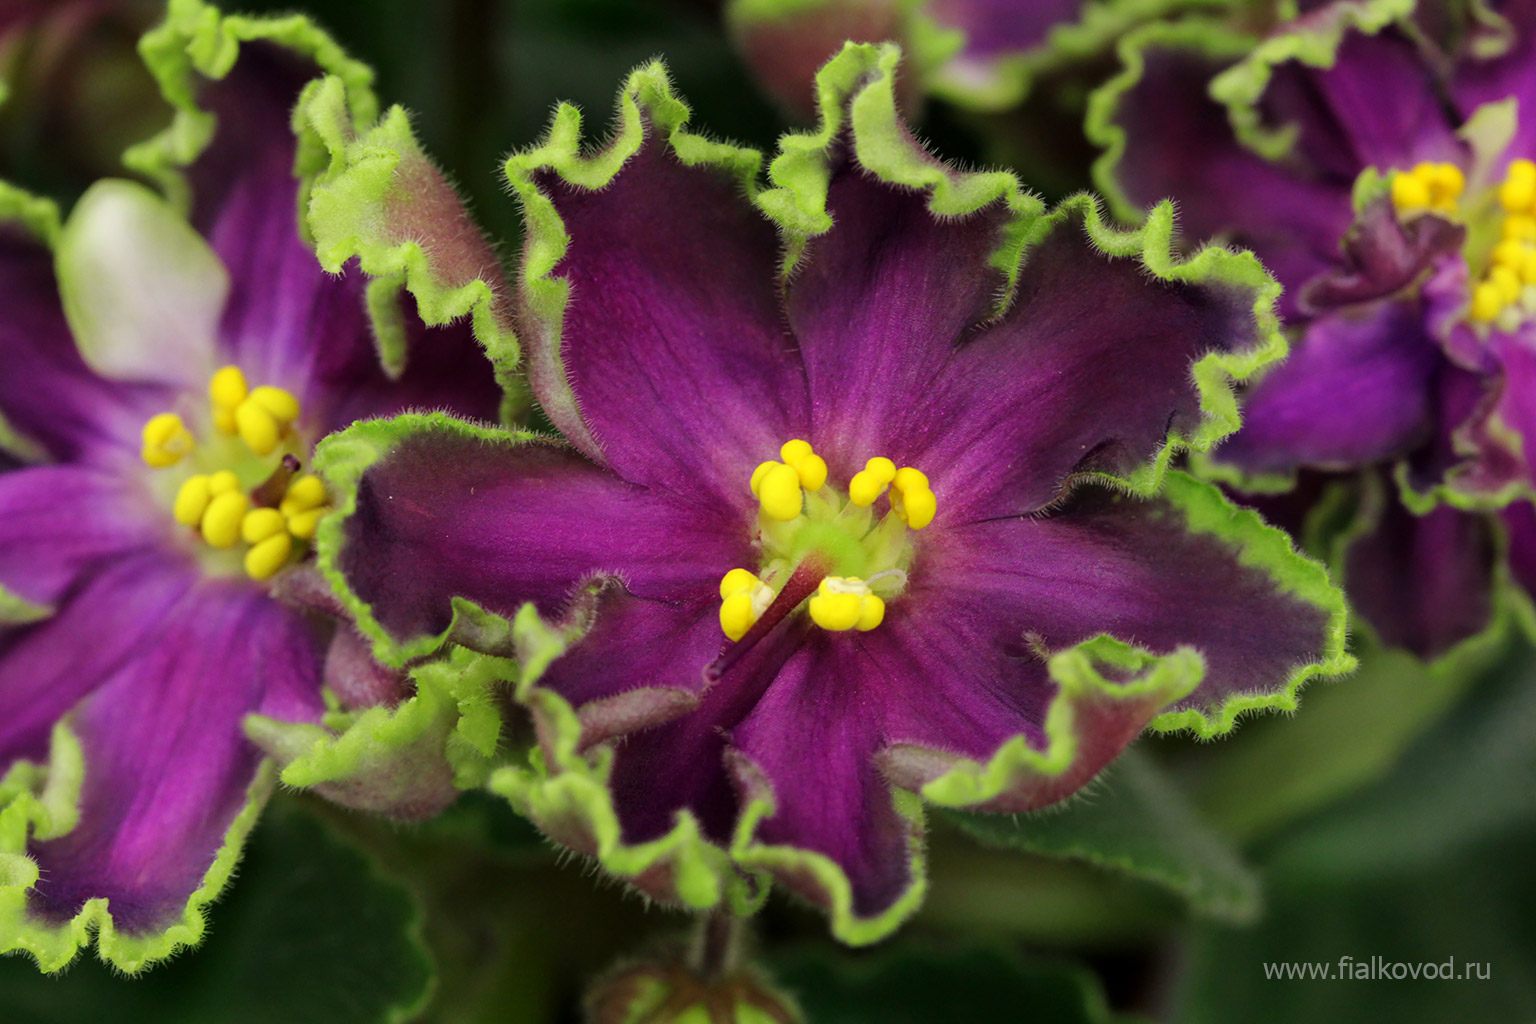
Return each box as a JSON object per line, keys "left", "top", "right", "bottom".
{"left": 316, "top": 44, "right": 1344, "bottom": 946}
{"left": 0, "top": 721, "right": 276, "bottom": 972}
{"left": 297, "top": 75, "right": 527, "bottom": 423}
{"left": 915, "top": 0, "right": 1242, "bottom": 112}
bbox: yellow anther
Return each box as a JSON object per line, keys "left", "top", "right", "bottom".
{"left": 897, "top": 486, "right": 938, "bottom": 530}
{"left": 213, "top": 407, "right": 238, "bottom": 435}
{"left": 172, "top": 475, "right": 212, "bottom": 527}
{"left": 1390, "top": 170, "right": 1431, "bottom": 211}
{"left": 865, "top": 457, "right": 896, "bottom": 483}
{"left": 1472, "top": 281, "right": 1505, "bottom": 321}
{"left": 200, "top": 491, "right": 249, "bottom": 549}
{"left": 848, "top": 469, "right": 885, "bottom": 507}
{"left": 244, "top": 532, "right": 293, "bottom": 582}
{"left": 719, "top": 592, "right": 757, "bottom": 641}
{"left": 248, "top": 386, "right": 300, "bottom": 423}
{"left": 794, "top": 453, "right": 828, "bottom": 491}
{"left": 209, "top": 365, "right": 249, "bottom": 411}
{"left": 808, "top": 577, "right": 883, "bottom": 632}
{"left": 1425, "top": 162, "right": 1464, "bottom": 203}
{"left": 749, "top": 460, "right": 778, "bottom": 496}
{"left": 1509, "top": 158, "right": 1536, "bottom": 182}
{"left": 234, "top": 401, "right": 280, "bottom": 456}
{"left": 780, "top": 439, "right": 813, "bottom": 465}
{"left": 1500, "top": 173, "right": 1536, "bottom": 214}
{"left": 892, "top": 467, "right": 928, "bottom": 493}
{"left": 858, "top": 594, "right": 885, "bottom": 631}
{"left": 1494, "top": 238, "right": 1530, "bottom": 268}
{"left": 140, "top": 412, "right": 194, "bottom": 468}
{"left": 283, "top": 474, "right": 326, "bottom": 511}
{"left": 719, "top": 568, "right": 762, "bottom": 599}
{"left": 1505, "top": 215, "right": 1536, "bottom": 241}
{"left": 757, "top": 462, "right": 803, "bottom": 521}
{"left": 1491, "top": 264, "right": 1522, "bottom": 305}
{"left": 285, "top": 508, "right": 325, "bottom": 540}
{"left": 208, "top": 470, "right": 240, "bottom": 495}
{"left": 1521, "top": 251, "right": 1536, "bottom": 285}
{"left": 241, "top": 507, "right": 287, "bottom": 545}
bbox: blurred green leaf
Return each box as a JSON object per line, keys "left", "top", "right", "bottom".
{"left": 943, "top": 748, "right": 1260, "bottom": 923}
{"left": 1178, "top": 645, "right": 1536, "bottom": 1023}
{"left": 0, "top": 797, "right": 432, "bottom": 1024}
{"left": 772, "top": 941, "right": 1139, "bottom": 1024}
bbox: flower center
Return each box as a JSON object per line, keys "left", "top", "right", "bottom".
{"left": 1392, "top": 159, "right": 1536, "bottom": 328}
{"left": 138, "top": 365, "right": 330, "bottom": 582}
{"left": 714, "top": 439, "right": 936, "bottom": 640}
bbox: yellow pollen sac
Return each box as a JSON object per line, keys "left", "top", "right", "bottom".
{"left": 172, "top": 475, "right": 212, "bottom": 527}
{"left": 718, "top": 568, "right": 775, "bottom": 641}
{"left": 1471, "top": 281, "right": 1506, "bottom": 322}
{"left": 279, "top": 474, "right": 326, "bottom": 515}
{"left": 200, "top": 490, "right": 249, "bottom": 549}
{"left": 1505, "top": 214, "right": 1536, "bottom": 241}
{"left": 1500, "top": 159, "right": 1536, "bottom": 214}
{"left": 1391, "top": 162, "right": 1463, "bottom": 215}
{"left": 208, "top": 366, "right": 301, "bottom": 456}
{"left": 209, "top": 365, "right": 249, "bottom": 415}
{"left": 286, "top": 508, "right": 325, "bottom": 540}
{"left": 241, "top": 507, "right": 287, "bottom": 545}
{"left": 244, "top": 532, "right": 293, "bottom": 581}
{"left": 756, "top": 462, "right": 803, "bottom": 521}
{"left": 849, "top": 457, "right": 897, "bottom": 507}
{"left": 808, "top": 577, "right": 884, "bottom": 632}
{"left": 889, "top": 465, "right": 937, "bottom": 530}
{"left": 208, "top": 470, "right": 240, "bottom": 495}
{"left": 234, "top": 401, "right": 281, "bottom": 457}
{"left": 141, "top": 412, "right": 195, "bottom": 468}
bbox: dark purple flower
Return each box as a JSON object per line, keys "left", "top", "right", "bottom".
{"left": 1091, "top": 0, "right": 1536, "bottom": 656}
{"left": 316, "top": 45, "right": 1350, "bottom": 943}
{"left": 0, "top": 6, "right": 500, "bottom": 971}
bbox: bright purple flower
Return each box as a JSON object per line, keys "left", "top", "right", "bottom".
{"left": 316, "top": 45, "right": 1350, "bottom": 943}
{"left": 0, "top": 7, "right": 500, "bottom": 971}
{"left": 1091, "top": 0, "right": 1536, "bottom": 656}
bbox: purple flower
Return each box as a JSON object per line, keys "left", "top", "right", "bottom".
{"left": 0, "top": 5, "right": 500, "bottom": 971}
{"left": 316, "top": 45, "right": 1350, "bottom": 943}
{"left": 1090, "top": 0, "right": 1536, "bottom": 656}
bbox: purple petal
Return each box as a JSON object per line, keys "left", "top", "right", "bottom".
{"left": 1453, "top": 3, "right": 1536, "bottom": 156}
{"left": 1502, "top": 499, "right": 1536, "bottom": 599}
{"left": 0, "top": 227, "right": 171, "bottom": 464}
{"left": 336, "top": 424, "right": 753, "bottom": 650}
{"left": 527, "top": 137, "right": 806, "bottom": 505}
{"left": 925, "top": 480, "right": 1332, "bottom": 715}
{"left": 28, "top": 578, "right": 322, "bottom": 932}
{"left": 1214, "top": 302, "right": 1442, "bottom": 476}
{"left": 1298, "top": 199, "right": 1465, "bottom": 312}
{"left": 1108, "top": 43, "right": 1353, "bottom": 312}
{"left": 0, "top": 552, "right": 190, "bottom": 766}
{"left": 1344, "top": 495, "right": 1496, "bottom": 658}
{"left": 929, "top": 0, "right": 1081, "bottom": 58}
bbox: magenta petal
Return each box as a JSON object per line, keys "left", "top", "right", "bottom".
{"left": 335, "top": 423, "right": 754, "bottom": 651}
{"left": 0, "top": 553, "right": 190, "bottom": 766}
{"left": 0, "top": 228, "right": 171, "bottom": 463}
{"left": 1214, "top": 302, "right": 1442, "bottom": 477}
{"left": 0, "top": 465, "right": 164, "bottom": 609}
{"left": 529, "top": 137, "right": 807, "bottom": 504}
{"left": 1344, "top": 497, "right": 1497, "bottom": 659}
{"left": 927, "top": 482, "right": 1332, "bottom": 715}
{"left": 28, "top": 580, "right": 322, "bottom": 932}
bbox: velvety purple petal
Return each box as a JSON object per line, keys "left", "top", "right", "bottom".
{"left": 925, "top": 482, "right": 1332, "bottom": 715}
{"left": 1453, "top": 0, "right": 1536, "bottom": 155}
{"left": 1214, "top": 302, "right": 1442, "bottom": 476}
{"left": 1344, "top": 498, "right": 1496, "bottom": 658}
{"left": 0, "top": 465, "right": 165, "bottom": 608}
{"left": 528, "top": 137, "right": 807, "bottom": 506}
{"left": 929, "top": 0, "right": 1081, "bottom": 58}
{"left": 28, "top": 577, "right": 323, "bottom": 932}
{"left": 1406, "top": 355, "right": 1510, "bottom": 496}
{"left": 1502, "top": 498, "right": 1536, "bottom": 598}
{"left": 785, "top": 168, "right": 1009, "bottom": 479}
{"left": 0, "top": 552, "right": 192, "bottom": 767}
{"left": 1110, "top": 43, "right": 1353, "bottom": 310}
{"left": 1480, "top": 331, "right": 1536, "bottom": 488}
{"left": 337, "top": 426, "right": 753, "bottom": 649}
{"left": 1299, "top": 199, "right": 1465, "bottom": 312}
{"left": 1261, "top": 28, "right": 1462, "bottom": 180}
{"left": 0, "top": 226, "right": 172, "bottom": 464}
{"left": 876, "top": 216, "right": 1259, "bottom": 522}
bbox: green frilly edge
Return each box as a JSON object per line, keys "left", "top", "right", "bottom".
{"left": 323, "top": 43, "right": 1347, "bottom": 945}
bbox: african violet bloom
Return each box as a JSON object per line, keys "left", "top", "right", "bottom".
{"left": 726, "top": 0, "right": 1227, "bottom": 117}
{"left": 314, "top": 44, "right": 1350, "bottom": 943}
{"left": 1091, "top": 0, "right": 1536, "bottom": 658}
{"left": 0, "top": 1, "right": 502, "bottom": 971}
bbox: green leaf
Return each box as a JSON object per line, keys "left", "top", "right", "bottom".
{"left": 0, "top": 799, "right": 432, "bottom": 1024}
{"left": 944, "top": 748, "right": 1260, "bottom": 923}
{"left": 772, "top": 941, "right": 1139, "bottom": 1024}
{"left": 1177, "top": 646, "right": 1536, "bottom": 1023}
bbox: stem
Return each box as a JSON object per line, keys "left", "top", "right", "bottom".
{"left": 706, "top": 558, "right": 825, "bottom": 683}
{"left": 692, "top": 911, "right": 739, "bottom": 982}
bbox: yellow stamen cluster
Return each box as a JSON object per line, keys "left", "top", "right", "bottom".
{"left": 807, "top": 576, "right": 884, "bottom": 632}
{"left": 1471, "top": 160, "right": 1536, "bottom": 324}
{"left": 141, "top": 412, "right": 195, "bottom": 467}
{"left": 750, "top": 439, "right": 829, "bottom": 521}
{"left": 209, "top": 365, "right": 301, "bottom": 456}
{"left": 718, "top": 567, "right": 776, "bottom": 641}
{"left": 849, "top": 458, "right": 936, "bottom": 529}
{"left": 1390, "top": 162, "right": 1465, "bottom": 215}
{"left": 171, "top": 471, "right": 328, "bottom": 581}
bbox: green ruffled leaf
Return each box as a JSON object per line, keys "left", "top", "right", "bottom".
{"left": 945, "top": 749, "right": 1261, "bottom": 924}
{"left": 0, "top": 800, "right": 432, "bottom": 1024}
{"left": 772, "top": 941, "right": 1137, "bottom": 1024}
